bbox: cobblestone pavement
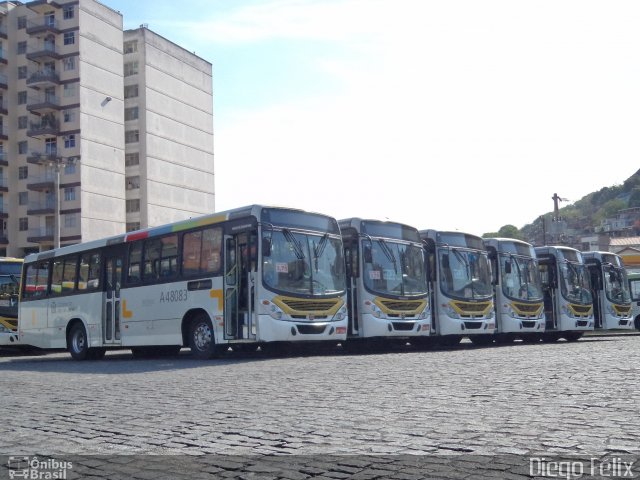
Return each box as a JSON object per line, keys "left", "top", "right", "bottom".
{"left": 0, "top": 336, "right": 639, "bottom": 478}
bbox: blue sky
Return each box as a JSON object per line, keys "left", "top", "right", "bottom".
{"left": 104, "top": 0, "right": 640, "bottom": 235}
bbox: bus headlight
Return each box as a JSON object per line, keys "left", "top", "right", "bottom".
{"left": 333, "top": 306, "right": 347, "bottom": 321}
{"left": 261, "top": 300, "right": 284, "bottom": 320}
{"left": 418, "top": 309, "right": 428, "bottom": 320}
{"left": 442, "top": 303, "right": 460, "bottom": 319}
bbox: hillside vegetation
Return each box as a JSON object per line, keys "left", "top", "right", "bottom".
{"left": 483, "top": 168, "right": 640, "bottom": 243}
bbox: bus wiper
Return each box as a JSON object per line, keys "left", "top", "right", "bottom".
{"left": 313, "top": 234, "right": 329, "bottom": 272}
{"left": 378, "top": 239, "right": 397, "bottom": 274}
{"left": 282, "top": 229, "right": 305, "bottom": 260}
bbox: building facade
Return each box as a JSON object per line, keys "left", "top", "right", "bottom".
{"left": 0, "top": 0, "right": 214, "bottom": 257}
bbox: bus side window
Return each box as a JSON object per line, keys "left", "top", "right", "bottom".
{"left": 201, "top": 227, "right": 222, "bottom": 274}
{"left": 62, "top": 256, "right": 78, "bottom": 293}
{"left": 127, "top": 242, "right": 142, "bottom": 284}
{"left": 79, "top": 252, "right": 101, "bottom": 291}
{"left": 50, "top": 258, "right": 64, "bottom": 296}
{"left": 23, "top": 260, "right": 49, "bottom": 299}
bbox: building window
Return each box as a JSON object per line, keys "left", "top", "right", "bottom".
{"left": 64, "top": 163, "right": 76, "bottom": 175}
{"left": 63, "top": 32, "right": 75, "bottom": 45}
{"left": 63, "top": 57, "right": 76, "bottom": 71}
{"left": 19, "top": 217, "right": 28, "bottom": 231}
{"left": 125, "top": 153, "right": 139, "bottom": 166}
{"left": 17, "top": 16, "right": 26, "bottom": 30}
{"left": 45, "top": 138, "right": 57, "bottom": 155}
{"left": 18, "top": 166, "right": 28, "bottom": 180}
{"left": 124, "top": 85, "right": 138, "bottom": 99}
{"left": 17, "top": 66, "right": 27, "bottom": 79}
{"left": 63, "top": 84, "right": 76, "bottom": 98}
{"left": 126, "top": 176, "right": 140, "bottom": 190}
{"left": 18, "top": 116, "right": 27, "bottom": 129}
{"left": 124, "top": 107, "right": 139, "bottom": 121}
{"left": 125, "top": 130, "right": 139, "bottom": 144}
{"left": 64, "top": 213, "right": 77, "bottom": 228}
{"left": 126, "top": 222, "right": 140, "bottom": 232}
{"left": 124, "top": 61, "right": 139, "bottom": 77}
{"left": 64, "top": 134, "right": 76, "bottom": 148}
{"left": 18, "top": 142, "right": 28, "bottom": 154}
{"left": 17, "top": 41, "right": 27, "bottom": 55}
{"left": 63, "top": 109, "right": 75, "bottom": 123}
{"left": 126, "top": 199, "right": 140, "bottom": 213}
{"left": 17, "top": 91, "right": 27, "bottom": 105}
{"left": 18, "top": 192, "right": 28, "bottom": 206}
{"left": 124, "top": 41, "right": 138, "bottom": 54}
{"left": 63, "top": 5, "right": 74, "bottom": 19}
{"left": 64, "top": 187, "right": 75, "bottom": 201}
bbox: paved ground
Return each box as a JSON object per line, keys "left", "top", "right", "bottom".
{"left": 0, "top": 335, "right": 639, "bottom": 478}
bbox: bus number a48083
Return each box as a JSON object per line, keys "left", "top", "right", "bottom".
{"left": 160, "top": 289, "right": 188, "bottom": 303}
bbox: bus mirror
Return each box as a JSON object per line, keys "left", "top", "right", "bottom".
{"left": 363, "top": 245, "right": 372, "bottom": 264}
{"left": 262, "top": 238, "right": 271, "bottom": 257}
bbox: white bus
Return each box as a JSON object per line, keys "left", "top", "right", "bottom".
{"left": 18, "top": 205, "right": 348, "bottom": 360}
{"left": 534, "top": 245, "right": 594, "bottom": 341}
{"left": 0, "top": 257, "right": 23, "bottom": 347}
{"left": 339, "top": 218, "right": 430, "bottom": 348}
{"left": 583, "top": 251, "right": 633, "bottom": 330}
{"left": 484, "top": 238, "right": 545, "bottom": 342}
{"left": 420, "top": 230, "right": 495, "bottom": 345}
{"left": 628, "top": 272, "right": 640, "bottom": 330}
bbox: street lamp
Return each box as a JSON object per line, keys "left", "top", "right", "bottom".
{"left": 48, "top": 155, "right": 79, "bottom": 250}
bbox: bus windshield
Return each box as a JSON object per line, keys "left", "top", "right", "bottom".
{"left": 439, "top": 248, "right": 492, "bottom": 300}
{"left": 560, "top": 262, "right": 592, "bottom": 304}
{"left": 603, "top": 265, "right": 631, "bottom": 304}
{"left": 262, "top": 230, "right": 345, "bottom": 296}
{"left": 0, "top": 260, "right": 22, "bottom": 276}
{"left": 362, "top": 240, "right": 427, "bottom": 297}
{"left": 500, "top": 255, "right": 543, "bottom": 301}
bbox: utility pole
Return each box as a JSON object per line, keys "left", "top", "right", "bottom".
{"left": 49, "top": 156, "right": 79, "bottom": 250}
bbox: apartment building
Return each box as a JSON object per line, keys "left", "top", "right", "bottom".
{"left": 0, "top": 0, "right": 214, "bottom": 257}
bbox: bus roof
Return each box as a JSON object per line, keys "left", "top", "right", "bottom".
{"left": 23, "top": 204, "right": 337, "bottom": 263}
{"left": 338, "top": 218, "right": 421, "bottom": 242}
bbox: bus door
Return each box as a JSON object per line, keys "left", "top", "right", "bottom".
{"left": 344, "top": 239, "right": 359, "bottom": 336}
{"left": 103, "top": 249, "right": 124, "bottom": 345}
{"left": 224, "top": 232, "right": 256, "bottom": 340}
{"left": 539, "top": 260, "right": 557, "bottom": 330}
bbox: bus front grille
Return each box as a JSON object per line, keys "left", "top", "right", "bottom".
{"left": 296, "top": 324, "right": 327, "bottom": 335}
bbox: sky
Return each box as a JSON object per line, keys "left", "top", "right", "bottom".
{"left": 105, "top": 0, "right": 640, "bottom": 236}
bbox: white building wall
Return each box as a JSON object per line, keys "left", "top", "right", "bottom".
{"left": 77, "top": 0, "right": 125, "bottom": 241}
{"left": 125, "top": 28, "right": 214, "bottom": 229}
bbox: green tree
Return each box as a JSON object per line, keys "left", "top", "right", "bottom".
{"left": 629, "top": 188, "right": 640, "bottom": 208}
{"left": 497, "top": 224, "right": 523, "bottom": 240}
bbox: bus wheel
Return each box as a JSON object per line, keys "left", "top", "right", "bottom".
{"left": 469, "top": 335, "right": 494, "bottom": 346}
{"left": 563, "top": 332, "right": 583, "bottom": 342}
{"left": 542, "top": 333, "right": 560, "bottom": 343}
{"left": 87, "top": 348, "right": 106, "bottom": 360}
{"left": 438, "top": 335, "right": 462, "bottom": 347}
{"left": 68, "top": 323, "right": 90, "bottom": 360}
{"left": 189, "top": 314, "right": 222, "bottom": 359}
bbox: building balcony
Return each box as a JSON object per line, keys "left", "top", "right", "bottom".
{"left": 26, "top": 18, "right": 60, "bottom": 35}
{"left": 0, "top": 73, "right": 7, "bottom": 91}
{"left": 0, "top": 176, "right": 7, "bottom": 193}
{"left": 27, "top": 0, "right": 61, "bottom": 13}
{"left": 26, "top": 43, "right": 61, "bottom": 62}
{"left": 0, "top": 49, "right": 6, "bottom": 65}
{"left": 0, "top": 24, "right": 7, "bottom": 40}
{"left": 27, "top": 150, "right": 58, "bottom": 165}
{"left": 27, "top": 117, "right": 59, "bottom": 139}
{"left": 27, "top": 226, "right": 54, "bottom": 243}
{"left": 27, "top": 94, "right": 61, "bottom": 113}
{"left": 0, "top": 152, "right": 7, "bottom": 167}
{"left": 0, "top": 232, "right": 7, "bottom": 245}
{"left": 27, "top": 174, "right": 56, "bottom": 192}
{"left": 0, "top": 97, "right": 7, "bottom": 115}
{"left": 26, "top": 69, "right": 60, "bottom": 89}
{"left": 27, "top": 199, "right": 55, "bottom": 215}
{"left": 0, "top": 126, "right": 7, "bottom": 141}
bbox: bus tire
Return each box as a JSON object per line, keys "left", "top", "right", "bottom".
{"left": 563, "top": 332, "right": 583, "bottom": 342}
{"left": 67, "top": 323, "right": 90, "bottom": 360}
{"left": 87, "top": 348, "right": 106, "bottom": 360}
{"left": 189, "top": 314, "right": 222, "bottom": 359}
